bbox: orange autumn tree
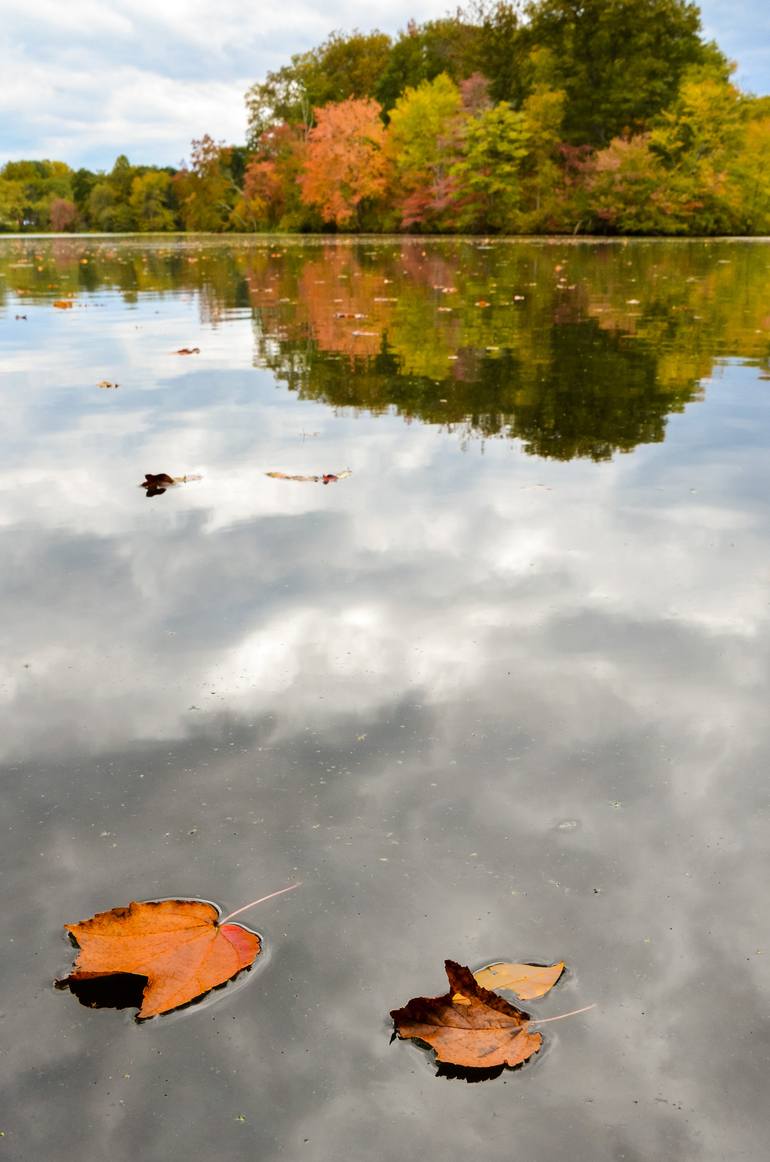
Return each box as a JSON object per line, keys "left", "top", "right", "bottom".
{"left": 299, "top": 97, "right": 390, "bottom": 228}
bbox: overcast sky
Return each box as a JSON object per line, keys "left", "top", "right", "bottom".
{"left": 1, "top": 0, "right": 768, "bottom": 171}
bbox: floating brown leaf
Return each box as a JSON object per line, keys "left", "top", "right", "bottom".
{"left": 472, "top": 961, "right": 565, "bottom": 1000}
{"left": 174, "top": 347, "right": 200, "bottom": 355}
{"left": 266, "top": 469, "right": 352, "bottom": 485}
{"left": 59, "top": 899, "right": 260, "bottom": 1019}
{"left": 391, "top": 960, "right": 542, "bottom": 1076}
{"left": 139, "top": 473, "right": 202, "bottom": 497}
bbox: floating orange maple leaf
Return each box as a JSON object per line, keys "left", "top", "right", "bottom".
{"left": 59, "top": 885, "right": 300, "bottom": 1019}
{"left": 60, "top": 900, "right": 260, "bottom": 1018}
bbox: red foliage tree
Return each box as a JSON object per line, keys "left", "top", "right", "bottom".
{"left": 239, "top": 123, "right": 306, "bottom": 228}
{"left": 49, "top": 198, "right": 78, "bottom": 232}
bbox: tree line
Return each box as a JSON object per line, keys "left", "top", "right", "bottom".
{"left": 4, "top": 0, "right": 770, "bottom": 236}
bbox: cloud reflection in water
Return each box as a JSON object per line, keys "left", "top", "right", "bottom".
{"left": 1, "top": 238, "right": 769, "bottom": 1162}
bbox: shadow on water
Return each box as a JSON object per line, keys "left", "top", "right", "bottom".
{"left": 57, "top": 972, "right": 149, "bottom": 1011}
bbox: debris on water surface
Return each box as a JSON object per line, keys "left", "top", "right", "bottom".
{"left": 139, "top": 473, "right": 202, "bottom": 497}
{"left": 266, "top": 470, "right": 352, "bottom": 485}
{"left": 471, "top": 961, "right": 565, "bottom": 1000}
{"left": 391, "top": 961, "right": 542, "bottom": 1080}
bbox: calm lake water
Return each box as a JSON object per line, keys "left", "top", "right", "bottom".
{"left": 2, "top": 235, "right": 769, "bottom": 1160}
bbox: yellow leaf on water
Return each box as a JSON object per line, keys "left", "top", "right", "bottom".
{"left": 472, "top": 961, "right": 565, "bottom": 1000}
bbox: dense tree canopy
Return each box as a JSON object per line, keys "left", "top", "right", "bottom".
{"left": 523, "top": 0, "right": 721, "bottom": 146}
{"left": 2, "top": 0, "right": 769, "bottom": 237}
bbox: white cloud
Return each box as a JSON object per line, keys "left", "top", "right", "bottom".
{"left": 0, "top": 0, "right": 453, "bottom": 167}
{"left": 2, "top": 0, "right": 767, "bottom": 168}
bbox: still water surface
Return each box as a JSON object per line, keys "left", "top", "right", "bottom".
{"left": 2, "top": 236, "right": 769, "bottom": 1160}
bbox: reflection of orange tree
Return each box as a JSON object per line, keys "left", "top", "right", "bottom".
{"left": 7, "top": 237, "right": 770, "bottom": 458}
{"left": 248, "top": 240, "right": 733, "bottom": 459}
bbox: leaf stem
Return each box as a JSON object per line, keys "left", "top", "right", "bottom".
{"left": 528, "top": 1003, "right": 596, "bottom": 1026}
{"left": 219, "top": 882, "right": 302, "bottom": 925}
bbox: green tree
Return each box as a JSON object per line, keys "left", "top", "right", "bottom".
{"left": 375, "top": 17, "right": 482, "bottom": 111}
{"left": 387, "top": 73, "right": 464, "bottom": 228}
{"left": 246, "top": 30, "right": 392, "bottom": 145}
{"left": 175, "top": 136, "right": 238, "bottom": 231}
{"left": 1, "top": 160, "right": 74, "bottom": 230}
{"left": 474, "top": 2, "right": 528, "bottom": 107}
{"left": 87, "top": 180, "right": 135, "bottom": 231}
{"left": 650, "top": 72, "right": 743, "bottom": 167}
{"left": 72, "top": 168, "right": 97, "bottom": 216}
{"left": 0, "top": 179, "right": 25, "bottom": 231}
{"left": 451, "top": 103, "right": 530, "bottom": 230}
{"left": 730, "top": 117, "right": 770, "bottom": 232}
{"left": 518, "top": 83, "right": 567, "bottom": 227}
{"left": 306, "top": 30, "right": 392, "bottom": 104}
{"left": 129, "top": 171, "right": 176, "bottom": 231}
{"left": 648, "top": 72, "right": 744, "bottom": 232}
{"left": 108, "top": 154, "right": 135, "bottom": 201}
{"left": 524, "top": 0, "right": 724, "bottom": 146}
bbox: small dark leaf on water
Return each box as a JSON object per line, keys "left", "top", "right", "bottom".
{"left": 140, "top": 472, "right": 174, "bottom": 497}
{"left": 142, "top": 473, "right": 175, "bottom": 486}
{"left": 139, "top": 473, "right": 202, "bottom": 497}
{"left": 390, "top": 960, "right": 542, "bottom": 1079}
